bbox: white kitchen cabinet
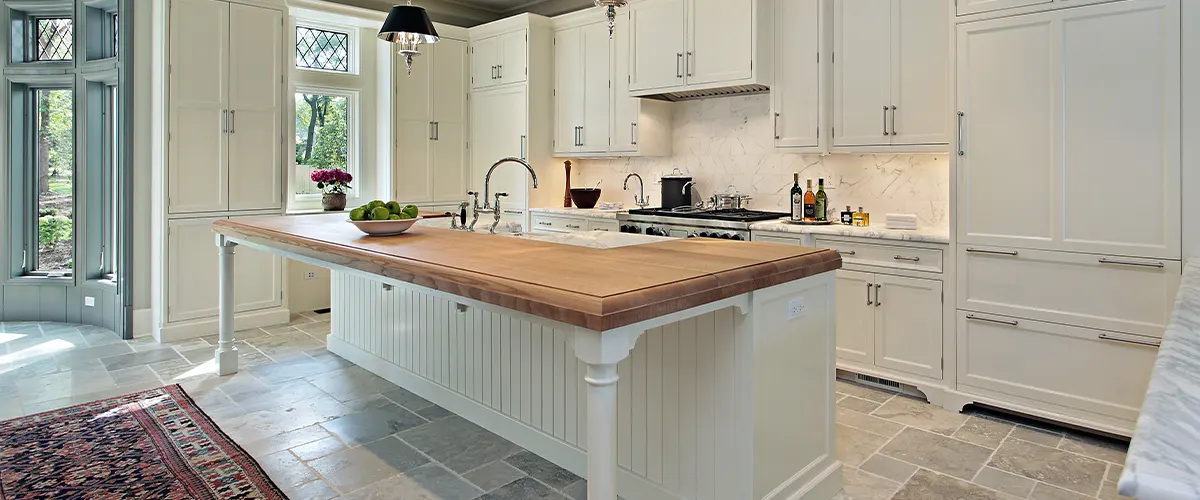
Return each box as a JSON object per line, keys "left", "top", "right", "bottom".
{"left": 956, "top": 0, "right": 1120, "bottom": 18}
{"left": 471, "top": 86, "right": 529, "bottom": 210}
{"left": 168, "top": 0, "right": 284, "bottom": 214}
{"left": 166, "top": 217, "right": 282, "bottom": 323}
{"left": 471, "top": 29, "right": 528, "bottom": 90}
{"left": 395, "top": 38, "right": 470, "bottom": 204}
{"left": 627, "top": 0, "right": 770, "bottom": 97}
{"left": 834, "top": 270, "right": 875, "bottom": 366}
{"left": 873, "top": 274, "right": 943, "bottom": 379}
{"left": 553, "top": 26, "right": 584, "bottom": 155}
{"left": 610, "top": 10, "right": 672, "bottom": 156}
{"left": 771, "top": 0, "right": 821, "bottom": 149}
{"left": 832, "top": 0, "right": 947, "bottom": 149}
{"left": 956, "top": 0, "right": 1180, "bottom": 258}
{"left": 529, "top": 211, "right": 619, "bottom": 233}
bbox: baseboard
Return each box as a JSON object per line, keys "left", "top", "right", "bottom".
{"left": 772, "top": 461, "right": 843, "bottom": 500}
{"left": 155, "top": 307, "right": 291, "bottom": 343}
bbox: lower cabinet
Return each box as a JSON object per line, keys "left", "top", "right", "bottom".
{"left": 166, "top": 216, "right": 283, "bottom": 323}
{"left": 836, "top": 269, "right": 944, "bottom": 379}
{"left": 529, "top": 212, "right": 618, "bottom": 233}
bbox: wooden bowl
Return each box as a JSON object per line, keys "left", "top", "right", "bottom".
{"left": 570, "top": 188, "right": 602, "bottom": 209}
{"left": 347, "top": 216, "right": 423, "bottom": 236}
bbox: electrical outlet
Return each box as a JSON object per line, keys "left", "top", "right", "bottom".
{"left": 788, "top": 297, "right": 806, "bottom": 320}
{"left": 304, "top": 271, "right": 318, "bottom": 280}
{"left": 84, "top": 296, "right": 95, "bottom": 307}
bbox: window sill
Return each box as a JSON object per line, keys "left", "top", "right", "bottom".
{"left": 5, "top": 275, "right": 73, "bottom": 286}
{"left": 83, "top": 278, "right": 117, "bottom": 291}
{"left": 287, "top": 208, "right": 346, "bottom": 216}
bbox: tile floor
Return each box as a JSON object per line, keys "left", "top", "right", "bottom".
{"left": 0, "top": 317, "right": 1133, "bottom": 500}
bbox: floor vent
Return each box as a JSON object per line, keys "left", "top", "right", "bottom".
{"left": 855, "top": 374, "right": 902, "bottom": 391}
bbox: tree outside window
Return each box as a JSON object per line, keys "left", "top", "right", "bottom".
{"left": 36, "top": 88, "right": 75, "bottom": 273}
{"left": 294, "top": 92, "right": 349, "bottom": 195}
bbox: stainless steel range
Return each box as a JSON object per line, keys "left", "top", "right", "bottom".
{"left": 617, "top": 208, "right": 789, "bottom": 240}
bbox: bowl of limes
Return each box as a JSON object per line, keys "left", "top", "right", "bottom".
{"left": 347, "top": 200, "right": 422, "bottom": 236}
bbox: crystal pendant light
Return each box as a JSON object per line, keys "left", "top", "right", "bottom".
{"left": 378, "top": 2, "right": 440, "bottom": 76}
{"left": 594, "top": 0, "right": 628, "bottom": 38}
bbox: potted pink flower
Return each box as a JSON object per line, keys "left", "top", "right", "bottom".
{"left": 311, "top": 168, "right": 353, "bottom": 211}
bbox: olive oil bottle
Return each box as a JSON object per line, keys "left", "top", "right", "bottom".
{"left": 815, "top": 178, "right": 828, "bottom": 221}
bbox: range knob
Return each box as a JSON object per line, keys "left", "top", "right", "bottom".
{"left": 620, "top": 224, "right": 638, "bottom": 233}
{"left": 645, "top": 227, "right": 664, "bottom": 236}
{"left": 686, "top": 233, "right": 698, "bottom": 238}
{"left": 731, "top": 234, "right": 745, "bottom": 241}
{"left": 698, "top": 231, "right": 713, "bottom": 238}
{"left": 718, "top": 233, "right": 732, "bottom": 239}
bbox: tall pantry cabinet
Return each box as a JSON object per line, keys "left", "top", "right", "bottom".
{"left": 394, "top": 37, "right": 470, "bottom": 205}
{"left": 953, "top": 0, "right": 1181, "bottom": 435}
{"left": 158, "top": 0, "right": 289, "bottom": 340}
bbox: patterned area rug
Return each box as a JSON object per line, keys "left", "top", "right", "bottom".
{"left": 0, "top": 385, "right": 286, "bottom": 499}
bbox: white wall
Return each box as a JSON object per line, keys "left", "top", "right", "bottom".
{"left": 133, "top": 0, "right": 154, "bottom": 313}
{"left": 573, "top": 95, "right": 951, "bottom": 230}
{"left": 288, "top": 261, "right": 331, "bottom": 312}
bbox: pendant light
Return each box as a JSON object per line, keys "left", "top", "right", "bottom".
{"left": 378, "top": 1, "right": 440, "bottom": 75}
{"left": 594, "top": 0, "right": 628, "bottom": 38}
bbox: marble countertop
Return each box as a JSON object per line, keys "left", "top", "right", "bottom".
{"left": 749, "top": 220, "right": 951, "bottom": 244}
{"left": 529, "top": 207, "right": 627, "bottom": 219}
{"left": 1119, "top": 257, "right": 1200, "bottom": 500}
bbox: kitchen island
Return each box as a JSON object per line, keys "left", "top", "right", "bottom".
{"left": 211, "top": 213, "right": 843, "bottom": 500}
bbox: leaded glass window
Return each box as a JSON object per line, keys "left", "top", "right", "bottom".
{"left": 35, "top": 18, "right": 73, "bottom": 61}
{"left": 296, "top": 26, "right": 349, "bottom": 72}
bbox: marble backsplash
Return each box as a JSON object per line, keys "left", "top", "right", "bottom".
{"left": 571, "top": 94, "right": 951, "bottom": 230}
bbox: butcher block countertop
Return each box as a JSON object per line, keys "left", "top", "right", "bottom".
{"left": 213, "top": 213, "right": 842, "bottom": 331}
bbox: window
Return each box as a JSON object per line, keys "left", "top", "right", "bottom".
{"left": 35, "top": 18, "right": 73, "bottom": 61}
{"left": 103, "top": 85, "right": 118, "bottom": 278}
{"left": 33, "top": 88, "right": 75, "bottom": 275}
{"left": 296, "top": 26, "right": 349, "bottom": 72}
{"left": 294, "top": 91, "right": 353, "bottom": 196}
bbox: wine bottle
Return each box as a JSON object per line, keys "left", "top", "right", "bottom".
{"left": 803, "top": 179, "right": 816, "bottom": 221}
{"left": 815, "top": 178, "right": 828, "bottom": 221}
{"left": 790, "top": 173, "right": 803, "bottom": 221}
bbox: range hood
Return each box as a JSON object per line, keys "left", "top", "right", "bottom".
{"left": 639, "top": 84, "right": 770, "bottom": 102}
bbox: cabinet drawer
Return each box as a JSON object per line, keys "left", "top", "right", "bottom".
{"left": 587, "top": 219, "right": 618, "bottom": 232}
{"left": 957, "top": 311, "right": 1157, "bottom": 426}
{"left": 814, "top": 237, "right": 943, "bottom": 273}
{"left": 530, "top": 214, "right": 584, "bottom": 232}
{"left": 958, "top": 246, "right": 1180, "bottom": 337}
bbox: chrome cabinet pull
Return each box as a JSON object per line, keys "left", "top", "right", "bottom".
{"left": 435, "top": 122, "right": 439, "bottom": 141}
{"left": 1098, "top": 333, "right": 1161, "bottom": 348}
{"left": 579, "top": 126, "right": 584, "bottom": 146}
{"left": 566, "top": 224, "right": 581, "bottom": 229}
{"left": 686, "top": 51, "right": 693, "bottom": 76}
{"left": 966, "top": 314, "right": 1018, "bottom": 326}
{"left": 631, "top": 122, "right": 637, "bottom": 145}
{"left": 229, "top": 110, "right": 235, "bottom": 134}
{"left": 498, "top": 64, "right": 502, "bottom": 79}
{"left": 676, "top": 53, "right": 683, "bottom": 78}
{"left": 222, "top": 110, "right": 228, "bottom": 133}
{"left": 890, "top": 105, "right": 897, "bottom": 135}
{"left": 538, "top": 221, "right": 551, "bottom": 226}
{"left": 875, "top": 284, "right": 881, "bottom": 307}
{"left": 866, "top": 282, "right": 873, "bottom": 306}
{"left": 1098, "top": 258, "right": 1165, "bottom": 269}
{"left": 965, "top": 248, "right": 1018, "bottom": 256}
{"left": 837, "top": 250, "right": 856, "bottom": 256}
{"left": 774, "top": 112, "right": 780, "bottom": 139}
{"left": 893, "top": 255, "right": 920, "bottom": 262}
{"left": 520, "top": 135, "right": 526, "bottom": 159}
{"left": 957, "top": 111, "right": 965, "bottom": 155}
{"left": 883, "top": 106, "right": 890, "bottom": 136}
{"left": 503, "top": 210, "right": 523, "bottom": 214}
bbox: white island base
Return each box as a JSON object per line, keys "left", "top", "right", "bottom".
{"left": 327, "top": 270, "right": 842, "bottom": 500}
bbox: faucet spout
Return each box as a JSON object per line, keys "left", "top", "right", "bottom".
{"left": 623, "top": 173, "right": 648, "bottom": 208}
{"left": 483, "top": 157, "right": 538, "bottom": 208}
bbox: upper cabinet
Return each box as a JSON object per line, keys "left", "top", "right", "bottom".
{"left": 956, "top": 0, "right": 1180, "bottom": 258}
{"left": 771, "top": 0, "right": 822, "bottom": 150}
{"left": 395, "top": 38, "right": 470, "bottom": 205}
{"left": 956, "top": 0, "right": 1117, "bottom": 18}
{"left": 832, "top": 0, "right": 948, "bottom": 149}
{"left": 471, "top": 29, "right": 528, "bottom": 89}
{"left": 168, "top": 0, "right": 284, "bottom": 214}
{"left": 627, "top": 0, "right": 770, "bottom": 97}
{"left": 551, "top": 11, "right": 672, "bottom": 158}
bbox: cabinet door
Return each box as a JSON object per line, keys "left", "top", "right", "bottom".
{"left": 227, "top": 3, "right": 283, "bottom": 211}
{"left": 167, "top": 217, "right": 224, "bottom": 322}
{"left": 956, "top": 15, "right": 1055, "bottom": 248}
{"left": 889, "top": 0, "right": 948, "bottom": 146}
{"left": 772, "top": 0, "right": 820, "bottom": 148}
{"left": 471, "top": 87, "right": 529, "bottom": 208}
{"left": 499, "top": 30, "right": 528, "bottom": 86}
{"left": 957, "top": 0, "right": 1050, "bottom": 16}
{"left": 395, "top": 43, "right": 435, "bottom": 203}
{"left": 432, "top": 39, "right": 470, "bottom": 203}
{"left": 471, "top": 36, "right": 499, "bottom": 90}
{"left": 168, "top": 0, "right": 228, "bottom": 214}
{"left": 629, "top": 0, "right": 686, "bottom": 92}
{"left": 229, "top": 216, "right": 284, "bottom": 313}
{"left": 832, "top": 0, "right": 892, "bottom": 147}
{"left": 874, "top": 274, "right": 942, "bottom": 380}
{"left": 834, "top": 270, "right": 875, "bottom": 365}
{"left": 1057, "top": 0, "right": 1179, "bottom": 258}
{"left": 687, "top": 0, "right": 754, "bottom": 85}
{"left": 611, "top": 10, "right": 638, "bottom": 153}
{"left": 580, "top": 22, "right": 612, "bottom": 153}
{"left": 554, "top": 27, "right": 584, "bottom": 154}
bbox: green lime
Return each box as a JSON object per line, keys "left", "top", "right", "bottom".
{"left": 368, "top": 200, "right": 385, "bottom": 209}
{"left": 396, "top": 212, "right": 413, "bottom": 220}
{"left": 370, "top": 207, "right": 391, "bottom": 220}
{"left": 402, "top": 204, "right": 419, "bottom": 218}
{"left": 349, "top": 208, "right": 366, "bottom": 221}
{"left": 388, "top": 214, "right": 401, "bottom": 220}
{"left": 386, "top": 201, "right": 403, "bottom": 215}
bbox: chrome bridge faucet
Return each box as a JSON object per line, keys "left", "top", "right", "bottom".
{"left": 472, "top": 157, "right": 538, "bottom": 234}
{"left": 623, "top": 173, "right": 649, "bottom": 208}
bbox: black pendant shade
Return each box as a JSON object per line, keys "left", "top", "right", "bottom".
{"left": 378, "top": 5, "right": 439, "bottom": 44}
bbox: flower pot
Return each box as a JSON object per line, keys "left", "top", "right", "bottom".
{"left": 322, "top": 193, "right": 347, "bottom": 211}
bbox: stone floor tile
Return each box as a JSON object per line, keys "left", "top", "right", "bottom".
{"left": 386, "top": 463, "right": 485, "bottom": 500}
{"left": 1029, "top": 482, "right": 1095, "bottom": 500}
{"left": 416, "top": 403, "right": 455, "bottom": 421}
{"left": 879, "top": 427, "right": 992, "bottom": 480}
{"left": 290, "top": 436, "right": 347, "bottom": 462}
{"left": 248, "top": 331, "right": 328, "bottom": 359}
{"left": 859, "top": 454, "right": 918, "bottom": 483}
{"left": 258, "top": 449, "right": 319, "bottom": 490}
{"left": 398, "top": 416, "right": 525, "bottom": 473}
{"left": 99, "top": 348, "right": 182, "bottom": 371}
{"left": 1098, "top": 481, "right": 1133, "bottom": 500}
{"left": 282, "top": 480, "right": 338, "bottom": 500}
{"left": 464, "top": 461, "right": 527, "bottom": 492}
{"left": 308, "top": 365, "right": 401, "bottom": 403}
{"left": 892, "top": 469, "right": 1016, "bottom": 500}
{"left": 76, "top": 325, "right": 125, "bottom": 347}
{"left": 836, "top": 424, "right": 891, "bottom": 468}
{"left": 228, "top": 379, "right": 329, "bottom": 414}
{"left": 363, "top": 436, "right": 434, "bottom": 471}
{"left": 504, "top": 450, "right": 581, "bottom": 489}
{"left": 561, "top": 480, "right": 587, "bottom": 500}
{"left": 837, "top": 395, "right": 881, "bottom": 414}
{"left": 262, "top": 324, "right": 301, "bottom": 335}
{"left": 1107, "top": 464, "right": 1124, "bottom": 482}
{"left": 842, "top": 467, "right": 901, "bottom": 500}
{"left": 321, "top": 403, "right": 428, "bottom": 445}
{"left": 53, "top": 342, "right": 132, "bottom": 365}
{"left": 221, "top": 394, "right": 352, "bottom": 444}
{"left": 973, "top": 466, "right": 1036, "bottom": 498}
{"left": 383, "top": 387, "right": 438, "bottom": 412}
{"left": 241, "top": 425, "right": 333, "bottom": 457}
{"left": 1011, "top": 425, "right": 1065, "bottom": 447}
{"left": 953, "top": 415, "right": 1015, "bottom": 449}
{"left": 835, "top": 380, "right": 896, "bottom": 403}
{"left": 344, "top": 393, "right": 398, "bottom": 412}
{"left": 177, "top": 346, "right": 220, "bottom": 364}
{"left": 295, "top": 321, "right": 332, "bottom": 336}
{"left": 5, "top": 329, "right": 87, "bottom": 354}
{"left": 107, "top": 365, "right": 162, "bottom": 387}
{"left": 836, "top": 407, "right": 905, "bottom": 438}
{"left": 872, "top": 395, "right": 969, "bottom": 436}
{"left": 248, "top": 353, "right": 353, "bottom": 384}
{"left": 289, "top": 312, "right": 317, "bottom": 325}
{"left": 15, "top": 364, "right": 117, "bottom": 404}
{"left": 199, "top": 328, "right": 272, "bottom": 346}
{"left": 310, "top": 437, "right": 429, "bottom": 492}
{"left": 1059, "top": 432, "right": 1129, "bottom": 465}
{"left": 478, "top": 477, "right": 567, "bottom": 499}
{"left": 989, "top": 438, "right": 1107, "bottom": 495}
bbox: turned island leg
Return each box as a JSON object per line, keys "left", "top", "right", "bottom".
{"left": 574, "top": 326, "right": 642, "bottom": 500}
{"left": 215, "top": 235, "right": 239, "bottom": 376}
